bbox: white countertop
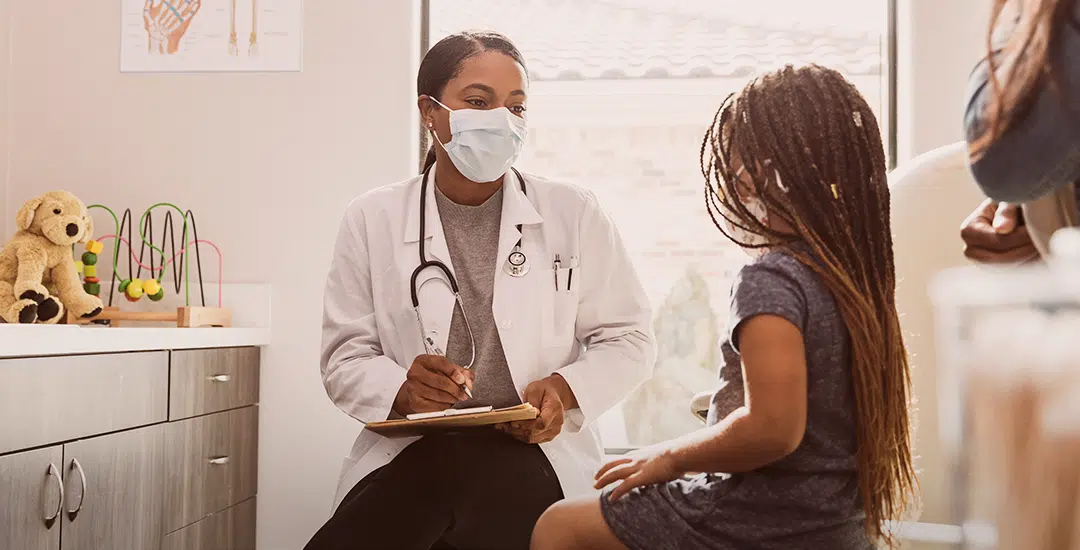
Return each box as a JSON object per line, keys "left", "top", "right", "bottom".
{"left": 0, "top": 325, "right": 271, "bottom": 358}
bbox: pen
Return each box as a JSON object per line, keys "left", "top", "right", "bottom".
{"left": 426, "top": 336, "right": 473, "bottom": 399}
{"left": 553, "top": 253, "right": 562, "bottom": 291}
{"left": 567, "top": 267, "right": 573, "bottom": 291}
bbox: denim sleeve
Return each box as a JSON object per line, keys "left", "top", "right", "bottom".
{"left": 964, "top": 1, "right": 1080, "bottom": 204}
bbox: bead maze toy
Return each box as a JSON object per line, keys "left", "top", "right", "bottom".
{"left": 67, "top": 203, "right": 229, "bottom": 328}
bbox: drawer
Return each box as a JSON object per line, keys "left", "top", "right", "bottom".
{"left": 164, "top": 407, "right": 258, "bottom": 533}
{"left": 169, "top": 347, "right": 260, "bottom": 420}
{"left": 0, "top": 352, "right": 168, "bottom": 454}
{"left": 163, "top": 498, "right": 256, "bottom": 550}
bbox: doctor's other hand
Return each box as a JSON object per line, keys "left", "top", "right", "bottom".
{"left": 392, "top": 355, "right": 474, "bottom": 415}
{"left": 960, "top": 199, "right": 1038, "bottom": 264}
{"left": 495, "top": 375, "right": 575, "bottom": 444}
{"left": 594, "top": 447, "right": 684, "bottom": 502}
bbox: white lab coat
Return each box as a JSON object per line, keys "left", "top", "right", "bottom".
{"left": 320, "top": 167, "right": 656, "bottom": 511}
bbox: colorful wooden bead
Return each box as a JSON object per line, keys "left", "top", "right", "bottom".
{"left": 75, "top": 261, "right": 84, "bottom": 274}
{"left": 148, "top": 288, "right": 165, "bottom": 302}
{"left": 82, "top": 252, "right": 98, "bottom": 266}
{"left": 118, "top": 279, "right": 131, "bottom": 293}
{"left": 83, "top": 265, "right": 97, "bottom": 278}
{"left": 83, "top": 282, "right": 101, "bottom": 296}
{"left": 84, "top": 276, "right": 100, "bottom": 284}
{"left": 85, "top": 240, "right": 104, "bottom": 254}
{"left": 126, "top": 278, "right": 145, "bottom": 299}
{"left": 144, "top": 279, "right": 161, "bottom": 297}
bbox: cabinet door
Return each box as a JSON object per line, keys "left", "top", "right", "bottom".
{"left": 0, "top": 446, "right": 64, "bottom": 550}
{"left": 61, "top": 424, "right": 166, "bottom": 550}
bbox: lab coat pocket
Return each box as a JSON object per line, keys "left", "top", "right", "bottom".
{"left": 540, "top": 269, "right": 580, "bottom": 349}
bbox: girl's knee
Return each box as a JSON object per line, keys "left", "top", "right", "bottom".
{"left": 531, "top": 501, "right": 574, "bottom": 550}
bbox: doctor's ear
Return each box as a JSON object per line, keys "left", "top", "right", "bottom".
{"left": 417, "top": 95, "right": 438, "bottom": 120}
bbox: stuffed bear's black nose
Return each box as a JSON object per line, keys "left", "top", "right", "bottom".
{"left": 66, "top": 223, "right": 78, "bottom": 237}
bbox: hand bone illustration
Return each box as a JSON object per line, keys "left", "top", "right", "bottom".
{"left": 143, "top": 0, "right": 202, "bottom": 55}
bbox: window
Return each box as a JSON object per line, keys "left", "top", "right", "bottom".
{"left": 423, "top": 0, "right": 894, "bottom": 449}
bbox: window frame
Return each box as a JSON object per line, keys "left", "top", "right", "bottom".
{"left": 417, "top": 1, "right": 898, "bottom": 453}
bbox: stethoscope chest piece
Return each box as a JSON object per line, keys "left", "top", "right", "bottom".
{"left": 504, "top": 248, "right": 530, "bottom": 277}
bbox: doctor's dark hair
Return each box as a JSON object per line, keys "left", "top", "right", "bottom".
{"left": 418, "top": 31, "right": 528, "bottom": 173}
{"left": 701, "top": 65, "right": 916, "bottom": 547}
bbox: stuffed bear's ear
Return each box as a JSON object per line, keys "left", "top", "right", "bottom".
{"left": 80, "top": 215, "right": 94, "bottom": 244}
{"left": 16, "top": 197, "right": 43, "bottom": 231}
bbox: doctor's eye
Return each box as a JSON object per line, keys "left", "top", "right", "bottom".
{"left": 465, "top": 98, "right": 487, "bottom": 108}
{"left": 510, "top": 105, "right": 527, "bottom": 115}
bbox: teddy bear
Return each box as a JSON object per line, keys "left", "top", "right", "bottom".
{"left": 0, "top": 191, "right": 104, "bottom": 324}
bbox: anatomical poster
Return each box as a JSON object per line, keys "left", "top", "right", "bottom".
{"left": 120, "top": 0, "right": 302, "bottom": 72}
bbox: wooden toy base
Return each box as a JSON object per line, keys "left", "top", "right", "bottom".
{"left": 67, "top": 306, "right": 232, "bottom": 328}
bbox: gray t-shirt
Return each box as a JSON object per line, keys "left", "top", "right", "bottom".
{"left": 435, "top": 185, "right": 521, "bottom": 409}
{"left": 601, "top": 248, "right": 870, "bottom": 549}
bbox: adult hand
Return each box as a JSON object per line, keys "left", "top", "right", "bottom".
{"left": 594, "top": 447, "right": 685, "bottom": 502}
{"left": 392, "top": 355, "right": 473, "bottom": 416}
{"left": 495, "top": 375, "right": 572, "bottom": 444}
{"left": 960, "top": 199, "right": 1039, "bottom": 264}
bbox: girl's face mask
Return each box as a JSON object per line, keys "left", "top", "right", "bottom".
{"left": 427, "top": 97, "right": 528, "bottom": 183}
{"left": 719, "top": 164, "right": 772, "bottom": 257}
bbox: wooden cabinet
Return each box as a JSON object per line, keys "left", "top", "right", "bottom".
{"left": 165, "top": 407, "right": 259, "bottom": 533}
{"left": 61, "top": 425, "right": 166, "bottom": 550}
{"left": 0, "top": 352, "right": 169, "bottom": 454}
{"left": 0, "top": 446, "right": 63, "bottom": 550}
{"left": 163, "top": 498, "right": 257, "bottom": 550}
{"left": 169, "top": 347, "right": 260, "bottom": 421}
{"left": 0, "top": 346, "right": 260, "bottom": 550}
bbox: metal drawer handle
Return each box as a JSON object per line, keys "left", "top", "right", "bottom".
{"left": 44, "top": 463, "right": 64, "bottom": 528}
{"left": 67, "top": 458, "right": 87, "bottom": 520}
{"left": 208, "top": 374, "right": 231, "bottom": 382}
{"left": 208, "top": 456, "right": 231, "bottom": 465}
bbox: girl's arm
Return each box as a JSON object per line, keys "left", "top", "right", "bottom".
{"left": 596, "top": 263, "right": 809, "bottom": 499}
{"left": 666, "top": 314, "right": 807, "bottom": 474}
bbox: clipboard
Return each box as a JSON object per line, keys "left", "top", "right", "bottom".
{"left": 366, "top": 403, "right": 539, "bottom": 438}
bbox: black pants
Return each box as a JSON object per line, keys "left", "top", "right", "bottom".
{"left": 304, "top": 430, "right": 564, "bottom": 550}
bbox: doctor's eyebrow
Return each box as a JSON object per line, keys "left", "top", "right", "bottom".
{"left": 460, "top": 83, "right": 526, "bottom": 97}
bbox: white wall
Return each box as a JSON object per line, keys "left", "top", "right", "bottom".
{"left": 896, "top": 0, "right": 989, "bottom": 162}
{"left": 3, "top": 1, "right": 420, "bottom": 548}
{"left": 0, "top": 0, "right": 9, "bottom": 232}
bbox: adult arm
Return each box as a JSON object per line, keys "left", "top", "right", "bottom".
{"left": 964, "top": 2, "right": 1080, "bottom": 203}
{"left": 320, "top": 202, "right": 409, "bottom": 423}
{"left": 553, "top": 191, "right": 656, "bottom": 434}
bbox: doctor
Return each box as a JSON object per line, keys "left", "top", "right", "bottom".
{"left": 304, "top": 31, "right": 655, "bottom": 550}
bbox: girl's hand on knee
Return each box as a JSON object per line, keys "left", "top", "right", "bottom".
{"left": 594, "top": 448, "right": 684, "bottom": 502}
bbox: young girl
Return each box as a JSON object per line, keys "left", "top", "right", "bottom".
{"left": 531, "top": 65, "right": 917, "bottom": 549}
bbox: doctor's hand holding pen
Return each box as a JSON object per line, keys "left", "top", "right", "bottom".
{"left": 495, "top": 374, "right": 578, "bottom": 444}
{"left": 392, "top": 355, "right": 475, "bottom": 415}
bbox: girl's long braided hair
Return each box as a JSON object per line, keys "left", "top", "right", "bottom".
{"left": 701, "top": 65, "right": 917, "bottom": 546}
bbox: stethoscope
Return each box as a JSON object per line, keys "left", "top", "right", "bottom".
{"left": 409, "top": 164, "right": 531, "bottom": 368}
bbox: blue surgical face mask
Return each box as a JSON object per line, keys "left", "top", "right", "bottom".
{"left": 428, "top": 97, "right": 527, "bottom": 183}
